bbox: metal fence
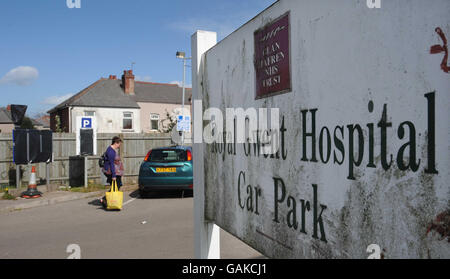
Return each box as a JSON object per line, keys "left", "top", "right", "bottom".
{"left": 0, "top": 133, "right": 173, "bottom": 188}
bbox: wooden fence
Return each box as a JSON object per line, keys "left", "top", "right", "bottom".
{"left": 0, "top": 133, "right": 174, "bottom": 188}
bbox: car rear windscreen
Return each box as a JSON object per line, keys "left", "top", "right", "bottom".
{"left": 147, "top": 149, "right": 188, "bottom": 162}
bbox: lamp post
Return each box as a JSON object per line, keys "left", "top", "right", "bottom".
{"left": 176, "top": 51, "right": 191, "bottom": 145}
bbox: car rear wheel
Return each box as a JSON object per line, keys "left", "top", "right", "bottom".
{"left": 139, "top": 189, "right": 147, "bottom": 198}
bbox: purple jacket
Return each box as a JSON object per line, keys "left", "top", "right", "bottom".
{"left": 103, "top": 146, "right": 117, "bottom": 178}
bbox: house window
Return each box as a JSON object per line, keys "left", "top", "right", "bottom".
{"left": 150, "top": 114, "right": 159, "bottom": 131}
{"left": 84, "top": 111, "right": 95, "bottom": 117}
{"left": 123, "top": 112, "right": 133, "bottom": 130}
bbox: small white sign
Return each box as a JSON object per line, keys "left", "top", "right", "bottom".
{"left": 177, "top": 115, "right": 191, "bottom": 132}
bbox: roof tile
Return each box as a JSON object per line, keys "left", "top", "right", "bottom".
{"left": 48, "top": 78, "right": 192, "bottom": 113}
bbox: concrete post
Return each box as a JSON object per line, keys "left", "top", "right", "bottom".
{"left": 192, "top": 30, "right": 220, "bottom": 259}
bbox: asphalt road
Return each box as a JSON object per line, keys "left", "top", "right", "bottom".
{"left": 0, "top": 190, "right": 263, "bottom": 259}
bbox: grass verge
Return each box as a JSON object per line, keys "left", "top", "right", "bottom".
{"left": 2, "top": 189, "right": 17, "bottom": 200}
{"left": 68, "top": 184, "right": 109, "bottom": 193}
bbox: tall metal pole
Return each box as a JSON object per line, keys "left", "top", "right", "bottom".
{"left": 181, "top": 58, "right": 186, "bottom": 146}
{"left": 46, "top": 162, "right": 50, "bottom": 191}
{"left": 16, "top": 165, "right": 20, "bottom": 189}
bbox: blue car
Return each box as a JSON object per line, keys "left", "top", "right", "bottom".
{"left": 138, "top": 146, "right": 193, "bottom": 197}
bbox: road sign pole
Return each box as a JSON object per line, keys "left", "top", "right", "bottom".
{"left": 192, "top": 30, "right": 220, "bottom": 259}
{"left": 84, "top": 156, "right": 88, "bottom": 188}
{"left": 46, "top": 162, "right": 50, "bottom": 191}
{"left": 182, "top": 58, "right": 186, "bottom": 146}
{"left": 16, "top": 165, "right": 20, "bottom": 189}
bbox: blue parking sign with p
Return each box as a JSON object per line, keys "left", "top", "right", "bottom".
{"left": 82, "top": 118, "right": 92, "bottom": 129}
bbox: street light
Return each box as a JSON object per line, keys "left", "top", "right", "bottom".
{"left": 176, "top": 51, "right": 191, "bottom": 145}
{"left": 176, "top": 51, "right": 185, "bottom": 59}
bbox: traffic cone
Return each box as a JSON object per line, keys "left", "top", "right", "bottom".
{"left": 21, "top": 166, "right": 42, "bottom": 199}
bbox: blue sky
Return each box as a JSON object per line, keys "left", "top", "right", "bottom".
{"left": 0, "top": 0, "right": 275, "bottom": 117}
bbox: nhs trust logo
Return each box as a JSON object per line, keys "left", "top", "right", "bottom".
{"left": 66, "top": 0, "right": 81, "bottom": 9}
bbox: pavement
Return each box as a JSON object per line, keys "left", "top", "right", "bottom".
{"left": 0, "top": 185, "right": 264, "bottom": 259}
{"left": 0, "top": 184, "right": 121, "bottom": 214}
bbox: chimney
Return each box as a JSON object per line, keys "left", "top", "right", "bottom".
{"left": 122, "top": 70, "right": 135, "bottom": 95}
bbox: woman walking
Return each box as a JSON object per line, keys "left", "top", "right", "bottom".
{"left": 100, "top": 136, "right": 124, "bottom": 207}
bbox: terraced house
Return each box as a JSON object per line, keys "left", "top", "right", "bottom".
{"left": 48, "top": 70, "right": 192, "bottom": 133}
{"left": 0, "top": 106, "right": 14, "bottom": 134}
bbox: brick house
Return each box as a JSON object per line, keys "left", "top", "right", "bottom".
{"left": 0, "top": 106, "right": 14, "bottom": 133}
{"left": 48, "top": 70, "right": 192, "bottom": 133}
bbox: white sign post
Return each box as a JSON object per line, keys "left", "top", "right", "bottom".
{"left": 76, "top": 116, "right": 97, "bottom": 188}
{"left": 192, "top": 30, "right": 220, "bottom": 259}
{"left": 76, "top": 116, "right": 97, "bottom": 156}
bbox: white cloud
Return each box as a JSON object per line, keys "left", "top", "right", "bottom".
{"left": 135, "top": 75, "right": 152, "bottom": 82}
{"left": 42, "top": 94, "right": 73, "bottom": 105}
{"left": 0, "top": 66, "right": 39, "bottom": 86}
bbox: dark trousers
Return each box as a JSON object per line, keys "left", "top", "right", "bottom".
{"left": 106, "top": 175, "right": 122, "bottom": 190}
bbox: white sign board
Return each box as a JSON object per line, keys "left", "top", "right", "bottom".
{"left": 76, "top": 116, "right": 97, "bottom": 156}
{"left": 195, "top": 0, "right": 450, "bottom": 258}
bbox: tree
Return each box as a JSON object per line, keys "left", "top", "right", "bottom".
{"left": 159, "top": 110, "right": 177, "bottom": 133}
{"left": 54, "top": 115, "right": 64, "bottom": 133}
{"left": 20, "top": 117, "right": 35, "bottom": 129}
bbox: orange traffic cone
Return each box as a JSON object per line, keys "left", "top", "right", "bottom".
{"left": 21, "top": 166, "right": 42, "bottom": 199}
